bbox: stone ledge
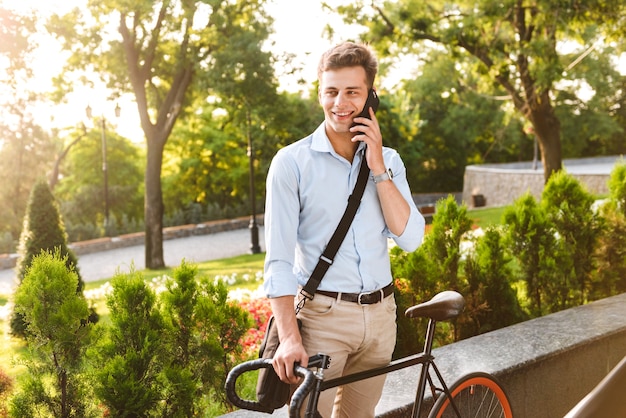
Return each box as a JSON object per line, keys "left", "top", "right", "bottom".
{"left": 220, "top": 293, "right": 626, "bottom": 418}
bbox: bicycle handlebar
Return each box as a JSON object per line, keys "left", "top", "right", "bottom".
{"left": 224, "top": 358, "right": 316, "bottom": 417}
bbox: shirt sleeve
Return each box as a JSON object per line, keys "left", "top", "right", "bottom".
{"left": 385, "top": 151, "right": 426, "bottom": 253}
{"left": 263, "top": 150, "right": 301, "bottom": 298}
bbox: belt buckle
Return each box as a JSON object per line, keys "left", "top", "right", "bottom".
{"left": 357, "top": 289, "right": 384, "bottom": 305}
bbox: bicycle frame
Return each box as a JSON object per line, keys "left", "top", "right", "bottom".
{"left": 301, "top": 318, "right": 459, "bottom": 418}
{"left": 225, "top": 291, "right": 472, "bottom": 418}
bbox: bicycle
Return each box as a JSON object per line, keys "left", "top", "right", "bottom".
{"left": 226, "top": 290, "right": 513, "bottom": 418}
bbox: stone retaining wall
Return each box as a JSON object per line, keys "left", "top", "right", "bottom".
{"left": 462, "top": 156, "right": 620, "bottom": 208}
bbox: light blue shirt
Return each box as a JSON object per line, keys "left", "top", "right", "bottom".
{"left": 263, "top": 122, "right": 425, "bottom": 298}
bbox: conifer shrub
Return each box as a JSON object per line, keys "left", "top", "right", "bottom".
{"left": 595, "top": 160, "right": 626, "bottom": 297}
{"left": 10, "top": 250, "right": 95, "bottom": 418}
{"left": 462, "top": 226, "right": 526, "bottom": 337}
{"left": 11, "top": 179, "right": 87, "bottom": 338}
{"left": 541, "top": 171, "right": 602, "bottom": 309}
{"left": 503, "top": 193, "right": 558, "bottom": 316}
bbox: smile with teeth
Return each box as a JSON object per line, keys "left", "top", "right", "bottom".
{"left": 334, "top": 110, "right": 353, "bottom": 119}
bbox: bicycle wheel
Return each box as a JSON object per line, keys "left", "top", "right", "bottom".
{"left": 428, "top": 372, "right": 513, "bottom": 418}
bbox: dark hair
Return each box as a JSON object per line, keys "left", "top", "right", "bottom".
{"left": 317, "top": 42, "right": 378, "bottom": 88}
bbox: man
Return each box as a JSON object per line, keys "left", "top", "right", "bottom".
{"left": 263, "top": 41, "right": 425, "bottom": 417}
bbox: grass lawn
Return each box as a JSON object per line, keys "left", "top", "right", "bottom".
{"left": 83, "top": 252, "right": 266, "bottom": 291}
{"left": 468, "top": 206, "right": 507, "bottom": 228}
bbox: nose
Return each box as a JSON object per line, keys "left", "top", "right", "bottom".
{"left": 334, "top": 91, "right": 350, "bottom": 107}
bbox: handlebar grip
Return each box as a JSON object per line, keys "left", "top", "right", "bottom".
{"left": 225, "top": 358, "right": 275, "bottom": 413}
{"left": 289, "top": 364, "right": 316, "bottom": 418}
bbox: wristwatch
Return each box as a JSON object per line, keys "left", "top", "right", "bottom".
{"left": 373, "top": 168, "right": 393, "bottom": 183}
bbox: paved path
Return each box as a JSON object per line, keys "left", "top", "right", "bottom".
{"left": 0, "top": 226, "right": 265, "bottom": 293}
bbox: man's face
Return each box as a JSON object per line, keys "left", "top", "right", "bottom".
{"left": 318, "top": 66, "right": 369, "bottom": 136}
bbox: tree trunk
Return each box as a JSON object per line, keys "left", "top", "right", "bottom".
{"left": 529, "top": 94, "right": 562, "bottom": 183}
{"left": 144, "top": 133, "right": 166, "bottom": 269}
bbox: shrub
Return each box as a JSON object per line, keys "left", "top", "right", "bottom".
{"left": 462, "top": 226, "right": 526, "bottom": 337}
{"left": 503, "top": 193, "right": 558, "bottom": 316}
{"left": 10, "top": 250, "right": 95, "bottom": 418}
{"left": 541, "top": 171, "right": 602, "bottom": 309}
{"left": 11, "top": 179, "right": 86, "bottom": 338}
{"left": 91, "top": 270, "right": 165, "bottom": 417}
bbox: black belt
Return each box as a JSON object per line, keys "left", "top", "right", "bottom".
{"left": 316, "top": 283, "right": 394, "bottom": 305}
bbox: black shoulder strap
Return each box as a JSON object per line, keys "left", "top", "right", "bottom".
{"left": 301, "top": 153, "right": 370, "bottom": 297}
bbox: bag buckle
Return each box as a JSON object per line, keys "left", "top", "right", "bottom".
{"left": 296, "top": 289, "right": 313, "bottom": 313}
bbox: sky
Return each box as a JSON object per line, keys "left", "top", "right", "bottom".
{"left": 1, "top": 0, "right": 365, "bottom": 142}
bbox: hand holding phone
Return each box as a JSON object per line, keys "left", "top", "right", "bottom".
{"left": 351, "top": 89, "right": 379, "bottom": 128}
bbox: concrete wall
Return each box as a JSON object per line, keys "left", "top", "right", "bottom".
{"left": 462, "top": 156, "right": 621, "bottom": 208}
{"left": 221, "top": 293, "right": 626, "bottom": 418}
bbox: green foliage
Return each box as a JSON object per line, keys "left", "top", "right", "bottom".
{"left": 160, "top": 261, "right": 252, "bottom": 415}
{"left": 0, "top": 8, "right": 57, "bottom": 243}
{"left": 11, "top": 179, "right": 85, "bottom": 338}
{"left": 92, "top": 270, "right": 165, "bottom": 417}
{"left": 10, "top": 249, "right": 95, "bottom": 418}
{"left": 392, "top": 195, "right": 472, "bottom": 358}
{"left": 423, "top": 196, "right": 473, "bottom": 292}
{"left": 340, "top": 0, "right": 626, "bottom": 181}
{"left": 163, "top": 90, "right": 321, "bottom": 220}
{"left": 91, "top": 262, "right": 253, "bottom": 416}
{"left": 392, "top": 50, "right": 527, "bottom": 192}
{"left": 54, "top": 128, "right": 144, "bottom": 237}
{"left": 462, "top": 227, "right": 526, "bottom": 337}
{"left": 503, "top": 193, "right": 557, "bottom": 316}
{"left": 541, "top": 171, "right": 602, "bottom": 309}
{"left": 606, "top": 159, "right": 626, "bottom": 217}
{"left": 594, "top": 161, "right": 626, "bottom": 297}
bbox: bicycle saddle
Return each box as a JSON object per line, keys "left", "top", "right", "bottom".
{"left": 405, "top": 291, "right": 465, "bottom": 321}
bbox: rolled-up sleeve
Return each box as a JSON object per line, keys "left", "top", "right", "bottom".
{"left": 263, "top": 150, "right": 301, "bottom": 298}
{"left": 386, "top": 151, "right": 425, "bottom": 253}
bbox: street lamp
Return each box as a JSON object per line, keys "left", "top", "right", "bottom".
{"left": 246, "top": 109, "right": 261, "bottom": 254}
{"left": 85, "top": 102, "right": 121, "bottom": 236}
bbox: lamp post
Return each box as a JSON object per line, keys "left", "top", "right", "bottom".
{"left": 246, "top": 109, "right": 261, "bottom": 254}
{"left": 85, "top": 103, "right": 121, "bottom": 236}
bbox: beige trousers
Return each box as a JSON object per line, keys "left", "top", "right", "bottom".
{"left": 297, "top": 291, "right": 397, "bottom": 418}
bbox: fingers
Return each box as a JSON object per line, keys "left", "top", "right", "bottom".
{"left": 350, "top": 108, "right": 381, "bottom": 145}
{"left": 272, "top": 346, "right": 309, "bottom": 385}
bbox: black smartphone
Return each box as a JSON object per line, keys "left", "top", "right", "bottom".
{"left": 351, "top": 88, "right": 379, "bottom": 127}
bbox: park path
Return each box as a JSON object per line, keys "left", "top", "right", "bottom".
{"left": 0, "top": 226, "right": 265, "bottom": 294}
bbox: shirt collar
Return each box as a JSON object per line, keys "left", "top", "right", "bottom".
{"left": 311, "top": 122, "right": 367, "bottom": 157}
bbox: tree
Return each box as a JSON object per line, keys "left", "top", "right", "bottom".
{"left": 163, "top": 91, "right": 321, "bottom": 223}
{"left": 11, "top": 179, "right": 86, "bottom": 337}
{"left": 337, "top": 0, "right": 626, "bottom": 183}
{"left": 10, "top": 250, "right": 95, "bottom": 418}
{"left": 54, "top": 127, "right": 144, "bottom": 238}
{"left": 49, "top": 0, "right": 275, "bottom": 268}
{"left": 390, "top": 49, "right": 528, "bottom": 192}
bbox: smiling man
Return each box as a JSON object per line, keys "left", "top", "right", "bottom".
{"left": 263, "top": 41, "right": 425, "bottom": 417}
